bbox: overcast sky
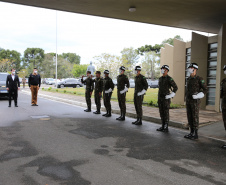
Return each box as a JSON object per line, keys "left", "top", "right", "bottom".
{"left": 0, "top": 2, "right": 213, "bottom": 64}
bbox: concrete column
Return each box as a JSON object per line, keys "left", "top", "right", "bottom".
{"left": 216, "top": 23, "right": 226, "bottom": 112}
{"left": 163, "top": 44, "right": 174, "bottom": 75}
{"left": 191, "top": 32, "right": 208, "bottom": 109}
{"left": 172, "top": 39, "right": 186, "bottom": 105}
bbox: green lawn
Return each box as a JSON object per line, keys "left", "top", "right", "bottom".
{"left": 42, "top": 87, "right": 183, "bottom": 108}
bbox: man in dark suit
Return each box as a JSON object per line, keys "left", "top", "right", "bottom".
{"left": 6, "top": 68, "right": 20, "bottom": 107}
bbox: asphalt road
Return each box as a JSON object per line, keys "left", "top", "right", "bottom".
{"left": 0, "top": 92, "right": 225, "bottom": 185}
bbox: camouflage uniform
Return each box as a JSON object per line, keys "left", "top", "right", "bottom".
{"left": 81, "top": 77, "right": 94, "bottom": 110}
{"left": 158, "top": 75, "right": 178, "bottom": 124}
{"left": 186, "top": 75, "right": 207, "bottom": 129}
{"left": 94, "top": 77, "right": 103, "bottom": 111}
{"left": 134, "top": 74, "right": 148, "bottom": 118}
{"left": 117, "top": 74, "right": 130, "bottom": 114}
{"left": 220, "top": 78, "right": 226, "bottom": 130}
{"left": 103, "top": 76, "right": 115, "bottom": 113}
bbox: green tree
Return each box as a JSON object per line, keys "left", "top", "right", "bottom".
{"left": 0, "top": 47, "right": 4, "bottom": 52}
{"left": 18, "top": 68, "right": 28, "bottom": 78}
{"left": 57, "top": 56, "right": 74, "bottom": 79}
{"left": 94, "top": 53, "right": 122, "bottom": 79}
{"left": 39, "top": 53, "right": 56, "bottom": 78}
{"left": 0, "top": 59, "right": 13, "bottom": 72}
{"left": 141, "top": 51, "right": 160, "bottom": 80}
{"left": 72, "top": 64, "right": 88, "bottom": 77}
{"left": 61, "top": 53, "right": 81, "bottom": 64}
{"left": 23, "top": 48, "right": 45, "bottom": 70}
{"left": 161, "top": 35, "right": 184, "bottom": 46}
{"left": 121, "top": 47, "right": 139, "bottom": 78}
{"left": 0, "top": 49, "right": 21, "bottom": 70}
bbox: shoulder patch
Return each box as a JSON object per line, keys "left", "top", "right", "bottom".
{"left": 143, "top": 76, "right": 146, "bottom": 79}
{"left": 201, "top": 80, "right": 205, "bottom": 83}
{"left": 170, "top": 78, "right": 174, "bottom": 81}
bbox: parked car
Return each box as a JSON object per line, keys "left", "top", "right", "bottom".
{"left": 57, "top": 78, "right": 83, "bottom": 88}
{"left": 0, "top": 72, "right": 9, "bottom": 97}
{"left": 47, "top": 78, "right": 56, "bottom": 85}
{"left": 148, "top": 80, "right": 159, "bottom": 88}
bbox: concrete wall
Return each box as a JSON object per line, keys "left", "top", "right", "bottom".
{"left": 216, "top": 24, "right": 226, "bottom": 112}
{"left": 172, "top": 39, "right": 186, "bottom": 104}
{"left": 163, "top": 44, "right": 174, "bottom": 76}
{"left": 191, "top": 32, "right": 208, "bottom": 109}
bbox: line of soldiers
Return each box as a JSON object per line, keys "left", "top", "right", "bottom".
{"left": 81, "top": 63, "right": 226, "bottom": 147}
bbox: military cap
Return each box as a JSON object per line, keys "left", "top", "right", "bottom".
{"left": 104, "top": 70, "right": 109, "bottom": 74}
{"left": 95, "top": 71, "right": 101, "bottom": 74}
{"left": 87, "top": 70, "right": 91, "bottom": 74}
{"left": 188, "top": 63, "right": 198, "bottom": 70}
{"left": 119, "top": 66, "right": 126, "bottom": 71}
{"left": 161, "top": 65, "right": 170, "bottom": 71}
{"left": 223, "top": 65, "right": 226, "bottom": 71}
{"left": 135, "top": 66, "right": 141, "bottom": 71}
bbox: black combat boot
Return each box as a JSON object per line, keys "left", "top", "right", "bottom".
{"left": 222, "top": 144, "right": 226, "bottom": 149}
{"left": 135, "top": 118, "right": 142, "bottom": 125}
{"left": 157, "top": 123, "right": 165, "bottom": 131}
{"left": 118, "top": 113, "right": 125, "bottom": 121}
{"left": 93, "top": 109, "right": 101, "bottom": 114}
{"left": 132, "top": 118, "right": 139, "bottom": 124}
{"left": 190, "top": 129, "right": 198, "bottom": 140}
{"left": 84, "top": 108, "right": 91, "bottom": 112}
{"left": 102, "top": 111, "right": 108, "bottom": 117}
{"left": 105, "top": 110, "right": 112, "bottom": 117}
{"left": 116, "top": 112, "right": 122, "bottom": 120}
{"left": 184, "top": 128, "right": 194, "bottom": 139}
{"left": 163, "top": 123, "right": 169, "bottom": 132}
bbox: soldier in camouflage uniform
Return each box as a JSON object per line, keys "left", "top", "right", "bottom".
{"left": 132, "top": 66, "right": 148, "bottom": 125}
{"left": 220, "top": 65, "right": 226, "bottom": 149}
{"left": 102, "top": 70, "right": 115, "bottom": 117}
{"left": 93, "top": 71, "right": 103, "bottom": 114}
{"left": 116, "top": 66, "right": 130, "bottom": 121}
{"left": 184, "top": 63, "right": 207, "bottom": 140}
{"left": 157, "top": 65, "right": 178, "bottom": 132}
{"left": 81, "top": 71, "right": 94, "bottom": 112}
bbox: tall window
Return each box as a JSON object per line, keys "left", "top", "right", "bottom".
{"left": 207, "top": 43, "right": 217, "bottom": 106}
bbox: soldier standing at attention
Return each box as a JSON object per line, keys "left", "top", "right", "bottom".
{"left": 220, "top": 65, "right": 226, "bottom": 149}
{"left": 116, "top": 66, "right": 130, "bottom": 121}
{"left": 132, "top": 66, "right": 148, "bottom": 125}
{"left": 102, "top": 70, "right": 115, "bottom": 117}
{"left": 81, "top": 71, "right": 94, "bottom": 112}
{"left": 28, "top": 68, "right": 41, "bottom": 106}
{"left": 157, "top": 65, "right": 178, "bottom": 132}
{"left": 184, "top": 63, "right": 207, "bottom": 140}
{"left": 93, "top": 71, "right": 103, "bottom": 114}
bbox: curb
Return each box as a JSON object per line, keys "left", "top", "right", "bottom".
{"left": 22, "top": 90, "right": 189, "bottom": 130}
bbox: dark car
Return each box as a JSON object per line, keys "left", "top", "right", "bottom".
{"left": 57, "top": 78, "right": 83, "bottom": 88}
{"left": 0, "top": 72, "right": 9, "bottom": 97}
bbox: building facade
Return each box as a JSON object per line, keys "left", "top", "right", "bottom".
{"left": 160, "top": 23, "right": 226, "bottom": 112}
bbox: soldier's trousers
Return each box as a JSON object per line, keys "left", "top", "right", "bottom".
{"left": 94, "top": 92, "right": 101, "bottom": 111}
{"left": 103, "top": 92, "right": 112, "bottom": 112}
{"left": 117, "top": 91, "right": 126, "bottom": 114}
{"left": 158, "top": 98, "right": 170, "bottom": 123}
{"left": 85, "top": 90, "right": 92, "bottom": 109}
{"left": 222, "top": 109, "right": 226, "bottom": 130}
{"left": 186, "top": 100, "right": 200, "bottom": 129}
{"left": 134, "top": 94, "right": 144, "bottom": 118}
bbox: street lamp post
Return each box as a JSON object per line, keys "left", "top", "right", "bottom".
{"left": 55, "top": 10, "right": 58, "bottom": 88}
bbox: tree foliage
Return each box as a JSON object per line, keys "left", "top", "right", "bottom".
{"left": 141, "top": 51, "right": 160, "bottom": 80}
{"left": 72, "top": 64, "right": 88, "bottom": 77}
{"left": 161, "top": 35, "right": 184, "bottom": 46}
{"left": 18, "top": 68, "right": 28, "bottom": 78}
{"left": 0, "top": 49, "right": 21, "bottom": 70}
{"left": 61, "top": 53, "right": 81, "bottom": 64}
{"left": 121, "top": 47, "right": 139, "bottom": 78}
{"left": 94, "top": 53, "right": 122, "bottom": 79}
{"left": 0, "top": 59, "right": 13, "bottom": 72}
{"left": 23, "top": 48, "right": 45, "bottom": 70}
